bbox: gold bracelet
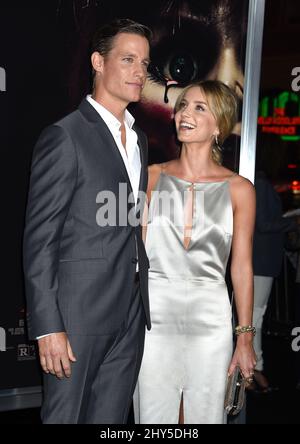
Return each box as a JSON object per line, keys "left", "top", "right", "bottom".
{"left": 235, "top": 325, "right": 256, "bottom": 336}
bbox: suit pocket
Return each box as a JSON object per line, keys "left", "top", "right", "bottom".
{"left": 59, "top": 258, "right": 108, "bottom": 277}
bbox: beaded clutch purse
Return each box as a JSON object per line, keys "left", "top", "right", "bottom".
{"left": 224, "top": 366, "right": 246, "bottom": 416}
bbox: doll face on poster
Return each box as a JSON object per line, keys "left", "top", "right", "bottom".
{"left": 129, "top": 0, "right": 248, "bottom": 163}
{"left": 61, "top": 0, "right": 248, "bottom": 165}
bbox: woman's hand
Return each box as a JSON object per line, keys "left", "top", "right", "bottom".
{"left": 228, "top": 333, "right": 257, "bottom": 383}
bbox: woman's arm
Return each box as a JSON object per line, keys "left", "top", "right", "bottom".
{"left": 228, "top": 177, "right": 257, "bottom": 378}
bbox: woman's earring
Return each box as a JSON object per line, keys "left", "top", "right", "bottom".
{"left": 215, "top": 134, "right": 220, "bottom": 148}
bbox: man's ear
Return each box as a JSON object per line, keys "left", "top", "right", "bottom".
{"left": 91, "top": 52, "right": 104, "bottom": 74}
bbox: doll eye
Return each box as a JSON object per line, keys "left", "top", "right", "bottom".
{"left": 147, "top": 21, "right": 221, "bottom": 88}
{"left": 148, "top": 53, "right": 198, "bottom": 86}
{"left": 168, "top": 53, "right": 197, "bottom": 84}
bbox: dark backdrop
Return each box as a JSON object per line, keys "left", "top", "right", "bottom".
{"left": 0, "top": 1, "right": 69, "bottom": 389}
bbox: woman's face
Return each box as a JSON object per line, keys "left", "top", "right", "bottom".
{"left": 174, "top": 87, "right": 219, "bottom": 145}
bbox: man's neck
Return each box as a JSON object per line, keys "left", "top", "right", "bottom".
{"left": 91, "top": 92, "right": 127, "bottom": 123}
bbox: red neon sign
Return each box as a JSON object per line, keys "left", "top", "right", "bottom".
{"left": 258, "top": 92, "right": 300, "bottom": 141}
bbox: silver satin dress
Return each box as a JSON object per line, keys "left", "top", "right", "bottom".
{"left": 134, "top": 172, "right": 234, "bottom": 424}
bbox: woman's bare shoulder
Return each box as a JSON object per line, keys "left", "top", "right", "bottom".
{"left": 147, "top": 164, "right": 164, "bottom": 196}
{"left": 230, "top": 174, "right": 256, "bottom": 211}
{"left": 230, "top": 173, "right": 255, "bottom": 190}
{"left": 148, "top": 160, "right": 176, "bottom": 175}
{"left": 148, "top": 163, "right": 162, "bottom": 175}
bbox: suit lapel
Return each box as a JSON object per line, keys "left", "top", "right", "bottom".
{"left": 79, "top": 99, "right": 148, "bottom": 201}
{"left": 78, "top": 99, "right": 133, "bottom": 192}
{"left": 135, "top": 126, "right": 146, "bottom": 193}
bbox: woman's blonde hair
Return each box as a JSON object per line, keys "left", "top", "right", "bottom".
{"left": 174, "top": 80, "right": 238, "bottom": 165}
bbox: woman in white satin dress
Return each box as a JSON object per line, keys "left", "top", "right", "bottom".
{"left": 134, "top": 80, "right": 257, "bottom": 424}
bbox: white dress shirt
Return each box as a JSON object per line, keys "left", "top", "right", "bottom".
{"left": 37, "top": 96, "right": 142, "bottom": 339}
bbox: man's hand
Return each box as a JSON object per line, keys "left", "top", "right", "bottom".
{"left": 38, "top": 332, "right": 76, "bottom": 379}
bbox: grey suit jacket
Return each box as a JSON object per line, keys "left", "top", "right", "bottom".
{"left": 23, "top": 99, "right": 150, "bottom": 339}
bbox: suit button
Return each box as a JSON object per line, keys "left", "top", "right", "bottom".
{"left": 131, "top": 258, "right": 138, "bottom": 264}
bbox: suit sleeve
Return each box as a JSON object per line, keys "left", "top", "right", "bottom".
{"left": 23, "top": 125, "right": 77, "bottom": 339}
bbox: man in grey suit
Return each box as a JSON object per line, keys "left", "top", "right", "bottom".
{"left": 23, "top": 19, "right": 151, "bottom": 424}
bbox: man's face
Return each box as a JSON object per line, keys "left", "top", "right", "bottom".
{"left": 96, "top": 33, "right": 150, "bottom": 108}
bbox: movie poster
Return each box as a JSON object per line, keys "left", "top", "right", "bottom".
{"left": 61, "top": 0, "right": 249, "bottom": 169}
{"left": 0, "top": 0, "right": 250, "bottom": 395}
